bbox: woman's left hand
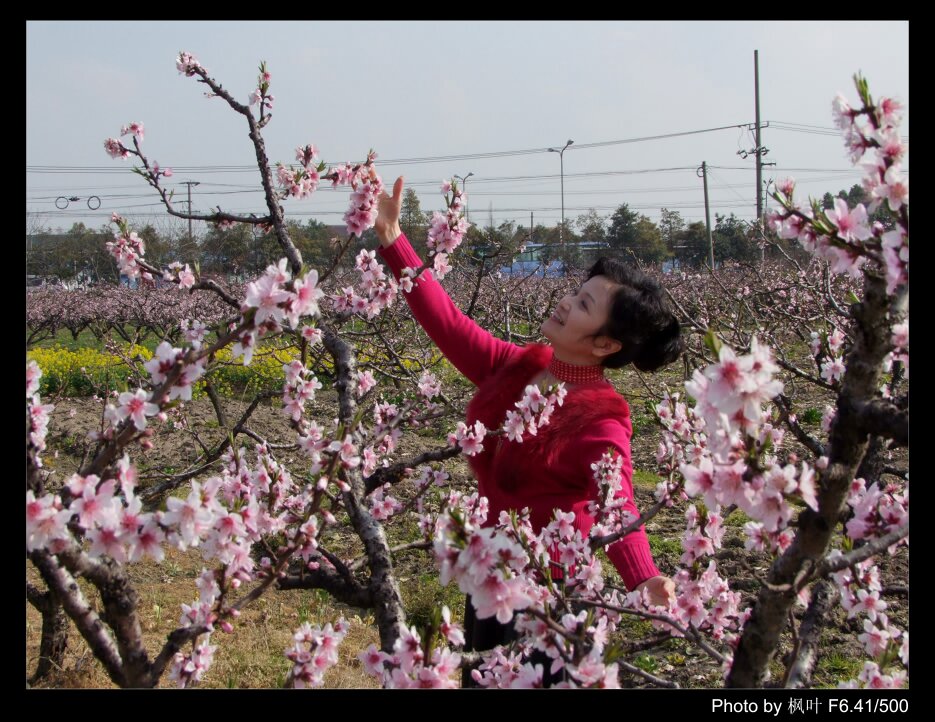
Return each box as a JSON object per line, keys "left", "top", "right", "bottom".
{"left": 634, "top": 575, "right": 676, "bottom": 607}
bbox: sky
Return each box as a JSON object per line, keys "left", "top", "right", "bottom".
{"left": 26, "top": 21, "right": 909, "bottom": 238}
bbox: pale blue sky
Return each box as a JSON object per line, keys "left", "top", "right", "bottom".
{"left": 26, "top": 21, "right": 909, "bottom": 235}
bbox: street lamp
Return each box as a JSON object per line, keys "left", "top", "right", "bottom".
{"left": 453, "top": 172, "right": 474, "bottom": 223}
{"left": 547, "top": 140, "right": 573, "bottom": 250}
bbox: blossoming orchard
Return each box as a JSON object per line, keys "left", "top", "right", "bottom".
{"left": 26, "top": 54, "right": 908, "bottom": 689}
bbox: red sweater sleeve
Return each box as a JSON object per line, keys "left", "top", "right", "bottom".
{"left": 571, "top": 418, "right": 661, "bottom": 590}
{"left": 378, "top": 232, "right": 519, "bottom": 386}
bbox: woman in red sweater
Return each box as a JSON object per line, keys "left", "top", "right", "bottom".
{"left": 374, "top": 177, "right": 682, "bottom": 685}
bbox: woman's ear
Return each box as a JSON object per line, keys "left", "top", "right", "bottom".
{"left": 591, "top": 335, "right": 622, "bottom": 359}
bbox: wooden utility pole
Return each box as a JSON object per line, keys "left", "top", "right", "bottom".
{"left": 182, "top": 181, "right": 200, "bottom": 253}
{"left": 698, "top": 161, "right": 715, "bottom": 270}
{"left": 754, "top": 50, "right": 765, "bottom": 263}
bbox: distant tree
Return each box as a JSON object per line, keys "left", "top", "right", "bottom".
{"left": 573, "top": 209, "right": 607, "bottom": 269}
{"left": 713, "top": 213, "right": 758, "bottom": 264}
{"left": 401, "top": 188, "right": 430, "bottom": 257}
{"left": 631, "top": 216, "right": 668, "bottom": 265}
{"left": 199, "top": 223, "right": 253, "bottom": 276}
{"left": 26, "top": 222, "right": 116, "bottom": 284}
{"left": 659, "top": 207, "right": 685, "bottom": 260}
{"left": 606, "top": 203, "right": 640, "bottom": 259}
{"left": 674, "top": 221, "right": 709, "bottom": 268}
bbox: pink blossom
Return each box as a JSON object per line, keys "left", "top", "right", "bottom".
{"left": 169, "top": 642, "right": 217, "bottom": 689}
{"left": 329, "top": 435, "right": 360, "bottom": 468}
{"left": 825, "top": 198, "right": 872, "bottom": 244}
{"left": 827, "top": 328, "right": 846, "bottom": 354}
{"left": 503, "top": 410, "right": 526, "bottom": 442}
{"left": 26, "top": 491, "right": 71, "bottom": 552}
{"left": 176, "top": 51, "right": 203, "bottom": 77}
{"left": 115, "top": 389, "right": 160, "bottom": 431}
{"left": 851, "top": 588, "right": 887, "bottom": 622}
{"left": 891, "top": 321, "right": 908, "bottom": 351}
{"left": 775, "top": 177, "right": 795, "bottom": 196}
{"left": 872, "top": 164, "right": 908, "bottom": 212}
{"left": 245, "top": 273, "right": 291, "bottom": 326}
{"left": 417, "top": 371, "right": 441, "bottom": 399}
{"left": 880, "top": 228, "right": 908, "bottom": 296}
{"left": 87, "top": 525, "right": 128, "bottom": 562}
{"left": 878, "top": 96, "right": 904, "bottom": 127}
{"left": 831, "top": 93, "right": 854, "bottom": 130}
{"left": 290, "top": 270, "right": 324, "bottom": 322}
{"left": 857, "top": 618, "right": 890, "bottom": 658}
{"left": 359, "top": 644, "right": 390, "bottom": 677}
{"left": 120, "top": 121, "right": 144, "bottom": 142}
{"left": 356, "top": 370, "right": 377, "bottom": 395}
{"left": 145, "top": 341, "right": 181, "bottom": 385}
{"left": 452, "top": 420, "right": 487, "bottom": 456}
{"left": 300, "top": 325, "right": 323, "bottom": 345}
{"left": 820, "top": 356, "right": 846, "bottom": 384}
{"left": 128, "top": 517, "right": 166, "bottom": 562}
{"left": 432, "top": 253, "right": 453, "bottom": 280}
{"left": 231, "top": 329, "right": 257, "bottom": 365}
{"left": 178, "top": 265, "right": 196, "bottom": 289}
{"left": 104, "top": 138, "right": 130, "bottom": 159}
{"left": 796, "top": 463, "right": 819, "bottom": 511}
{"left": 439, "top": 606, "right": 465, "bottom": 646}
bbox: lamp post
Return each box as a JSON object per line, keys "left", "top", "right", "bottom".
{"left": 453, "top": 172, "right": 474, "bottom": 223}
{"left": 547, "top": 140, "right": 573, "bottom": 250}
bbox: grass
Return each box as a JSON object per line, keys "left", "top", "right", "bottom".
{"left": 812, "top": 650, "right": 864, "bottom": 688}
{"left": 647, "top": 534, "right": 682, "bottom": 558}
{"left": 632, "top": 468, "right": 660, "bottom": 489}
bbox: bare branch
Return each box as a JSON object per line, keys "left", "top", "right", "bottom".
{"left": 814, "top": 524, "right": 909, "bottom": 578}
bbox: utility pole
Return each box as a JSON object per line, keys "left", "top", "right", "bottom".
{"left": 182, "top": 181, "right": 200, "bottom": 255}
{"left": 740, "top": 52, "right": 773, "bottom": 263}
{"left": 698, "top": 162, "right": 715, "bottom": 270}
{"left": 755, "top": 50, "right": 763, "bottom": 225}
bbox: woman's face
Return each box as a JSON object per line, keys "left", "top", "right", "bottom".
{"left": 540, "top": 275, "right": 623, "bottom": 364}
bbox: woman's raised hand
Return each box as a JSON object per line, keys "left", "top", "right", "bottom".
{"left": 375, "top": 176, "right": 405, "bottom": 248}
{"left": 634, "top": 575, "right": 677, "bottom": 608}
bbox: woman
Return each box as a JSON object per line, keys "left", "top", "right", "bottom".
{"left": 374, "top": 177, "right": 682, "bottom": 685}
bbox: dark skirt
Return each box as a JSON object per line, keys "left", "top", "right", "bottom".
{"left": 460, "top": 595, "right": 567, "bottom": 688}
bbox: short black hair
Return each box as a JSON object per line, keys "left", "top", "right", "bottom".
{"left": 586, "top": 258, "right": 683, "bottom": 372}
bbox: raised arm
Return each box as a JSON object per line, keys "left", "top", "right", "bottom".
{"left": 375, "top": 177, "right": 518, "bottom": 386}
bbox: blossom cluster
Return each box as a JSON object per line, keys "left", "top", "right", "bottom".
{"left": 767, "top": 77, "right": 908, "bottom": 294}
{"left": 359, "top": 617, "right": 463, "bottom": 688}
{"left": 231, "top": 260, "right": 323, "bottom": 365}
{"left": 502, "top": 382, "right": 567, "bottom": 443}
{"left": 247, "top": 60, "right": 274, "bottom": 113}
{"left": 828, "top": 546, "right": 907, "bottom": 689}
{"left": 106, "top": 213, "right": 152, "bottom": 282}
{"left": 275, "top": 144, "right": 321, "bottom": 200}
{"left": 331, "top": 249, "right": 399, "bottom": 319}
{"left": 145, "top": 340, "right": 207, "bottom": 403}
{"left": 286, "top": 617, "right": 349, "bottom": 688}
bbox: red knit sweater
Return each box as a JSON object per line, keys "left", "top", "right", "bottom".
{"left": 378, "top": 233, "right": 661, "bottom": 590}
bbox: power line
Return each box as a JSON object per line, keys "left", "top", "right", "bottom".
{"left": 26, "top": 121, "right": 754, "bottom": 176}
